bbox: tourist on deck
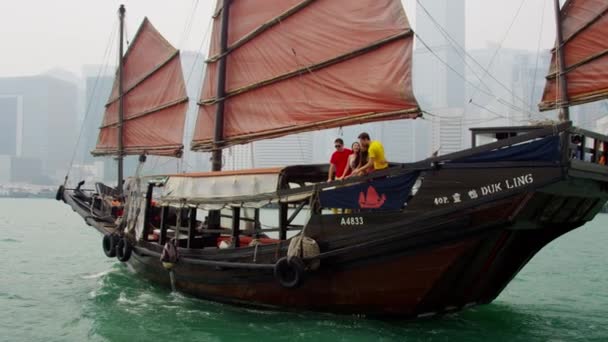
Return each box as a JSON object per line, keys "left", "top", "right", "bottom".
{"left": 327, "top": 138, "right": 352, "bottom": 182}
{"left": 339, "top": 142, "right": 363, "bottom": 180}
{"left": 352, "top": 132, "right": 388, "bottom": 176}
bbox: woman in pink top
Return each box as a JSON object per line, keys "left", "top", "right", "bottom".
{"left": 339, "top": 142, "right": 362, "bottom": 180}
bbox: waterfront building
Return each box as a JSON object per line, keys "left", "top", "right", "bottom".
{"left": 81, "top": 66, "right": 114, "bottom": 165}
{"left": 414, "top": 0, "right": 466, "bottom": 156}
{"left": 180, "top": 51, "right": 209, "bottom": 173}
{"left": 0, "top": 75, "right": 78, "bottom": 184}
{"left": 224, "top": 133, "right": 314, "bottom": 170}
{"left": 596, "top": 115, "right": 608, "bottom": 135}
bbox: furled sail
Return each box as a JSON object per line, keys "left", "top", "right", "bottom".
{"left": 191, "top": 0, "right": 421, "bottom": 151}
{"left": 93, "top": 18, "right": 189, "bottom": 157}
{"left": 539, "top": 0, "right": 608, "bottom": 111}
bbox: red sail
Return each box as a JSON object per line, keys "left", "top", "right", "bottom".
{"left": 191, "top": 0, "right": 421, "bottom": 151}
{"left": 93, "top": 18, "right": 188, "bottom": 157}
{"left": 540, "top": 0, "right": 608, "bottom": 111}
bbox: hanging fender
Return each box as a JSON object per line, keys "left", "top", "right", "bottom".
{"left": 274, "top": 256, "right": 306, "bottom": 289}
{"left": 116, "top": 237, "right": 133, "bottom": 262}
{"left": 102, "top": 234, "right": 119, "bottom": 258}
{"left": 161, "top": 241, "right": 179, "bottom": 270}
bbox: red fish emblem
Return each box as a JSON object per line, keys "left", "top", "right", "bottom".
{"left": 358, "top": 186, "right": 386, "bottom": 209}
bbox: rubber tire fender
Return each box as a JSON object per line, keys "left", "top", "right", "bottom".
{"left": 116, "top": 237, "right": 133, "bottom": 262}
{"left": 102, "top": 234, "right": 118, "bottom": 258}
{"left": 274, "top": 256, "right": 305, "bottom": 289}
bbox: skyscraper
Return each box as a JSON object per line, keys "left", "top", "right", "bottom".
{"left": 223, "top": 133, "right": 314, "bottom": 170}
{"left": 414, "top": 0, "right": 466, "bottom": 155}
{"left": 0, "top": 75, "right": 78, "bottom": 184}
{"left": 77, "top": 66, "right": 119, "bottom": 183}
{"left": 81, "top": 66, "right": 114, "bottom": 165}
{"left": 180, "top": 51, "right": 209, "bottom": 172}
{"left": 415, "top": 0, "right": 465, "bottom": 108}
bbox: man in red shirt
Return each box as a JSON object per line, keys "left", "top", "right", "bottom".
{"left": 327, "top": 138, "right": 352, "bottom": 181}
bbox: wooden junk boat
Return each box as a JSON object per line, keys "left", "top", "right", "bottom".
{"left": 57, "top": 0, "right": 608, "bottom": 317}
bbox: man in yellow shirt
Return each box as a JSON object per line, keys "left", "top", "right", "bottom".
{"left": 352, "top": 132, "right": 388, "bottom": 176}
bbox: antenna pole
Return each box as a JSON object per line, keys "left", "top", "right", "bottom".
{"left": 117, "top": 4, "right": 126, "bottom": 193}
{"left": 553, "top": 0, "right": 570, "bottom": 121}
{"left": 212, "top": 0, "right": 231, "bottom": 172}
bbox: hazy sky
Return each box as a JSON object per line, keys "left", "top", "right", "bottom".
{"left": 0, "top": 0, "right": 559, "bottom": 77}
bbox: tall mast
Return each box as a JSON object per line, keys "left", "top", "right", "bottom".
{"left": 207, "top": 0, "right": 231, "bottom": 229}
{"left": 212, "top": 0, "right": 231, "bottom": 171}
{"left": 553, "top": 0, "right": 570, "bottom": 121}
{"left": 117, "top": 4, "right": 126, "bottom": 193}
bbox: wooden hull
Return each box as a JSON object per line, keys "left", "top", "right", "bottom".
{"left": 123, "top": 178, "right": 601, "bottom": 317}
{"left": 60, "top": 126, "right": 608, "bottom": 317}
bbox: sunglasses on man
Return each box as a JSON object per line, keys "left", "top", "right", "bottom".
{"left": 334, "top": 144, "right": 342, "bottom": 148}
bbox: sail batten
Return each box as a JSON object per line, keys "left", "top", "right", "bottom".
{"left": 560, "top": 6, "right": 608, "bottom": 45}
{"left": 99, "top": 97, "right": 189, "bottom": 129}
{"left": 191, "top": 108, "right": 420, "bottom": 151}
{"left": 200, "top": 30, "right": 414, "bottom": 106}
{"left": 105, "top": 50, "right": 181, "bottom": 107}
{"left": 540, "top": 0, "right": 608, "bottom": 111}
{"left": 546, "top": 48, "right": 608, "bottom": 79}
{"left": 206, "top": 0, "right": 316, "bottom": 63}
{"left": 192, "top": 0, "right": 421, "bottom": 152}
{"left": 93, "top": 19, "right": 188, "bottom": 157}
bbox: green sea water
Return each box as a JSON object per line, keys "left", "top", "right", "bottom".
{"left": 1, "top": 198, "right": 607, "bottom": 342}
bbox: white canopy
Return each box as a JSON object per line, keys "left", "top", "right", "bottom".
{"left": 155, "top": 168, "right": 311, "bottom": 209}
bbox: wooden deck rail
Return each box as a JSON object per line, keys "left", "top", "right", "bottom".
{"left": 568, "top": 127, "right": 608, "bottom": 165}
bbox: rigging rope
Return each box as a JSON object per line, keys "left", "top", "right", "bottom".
{"left": 179, "top": 159, "right": 196, "bottom": 173}
{"left": 415, "top": 0, "right": 491, "bottom": 95}
{"left": 466, "top": 0, "right": 526, "bottom": 101}
{"left": 178, "top": 0, "right": 200, "bottom": 49}
{"left": 143, "top": 155, "right": 161, "bottom": 175}
{"left": 467, "top": 101, "right": 530, "bottom": 124}
{"left": 415, "top": 32, "right": 545, "bottom": 125}
{"left": 129, "top": 0, "right": 205, "bottom": 177}
{"left": 416, "top": 0, "right": 550, "bottom": 123}
{"left": 530, "top": 0, "right": 547, "bottom": 113}
{"left": 63, "top": 19, "right": 119, "bottom": 186}
{"left": 178, "top": 7, "right": 214, "bottom": 173}
{"left": 186, "top": 15, "right": 213, "bottom": 87}
{"left": 124, "top": 12, "right": 129, "bottom": 46}
{"left": 422, "top": 109, "right": 504, "bottom": 126}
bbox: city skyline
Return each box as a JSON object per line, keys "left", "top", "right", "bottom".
{"left": 1, "top": 0, "right": 560, "bottom": 78}
{"left": 1, "top": 0, "right": 606, "bottom": 185}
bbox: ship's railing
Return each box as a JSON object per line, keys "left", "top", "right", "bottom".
{"left": 142, "top": 183, "right": 309, "bottom": 249}
{"left": 566, "top": 127, "right": 608, "bottom": 166}
{"left": 468, "top": 122, "right": 608, "bottom": 167}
